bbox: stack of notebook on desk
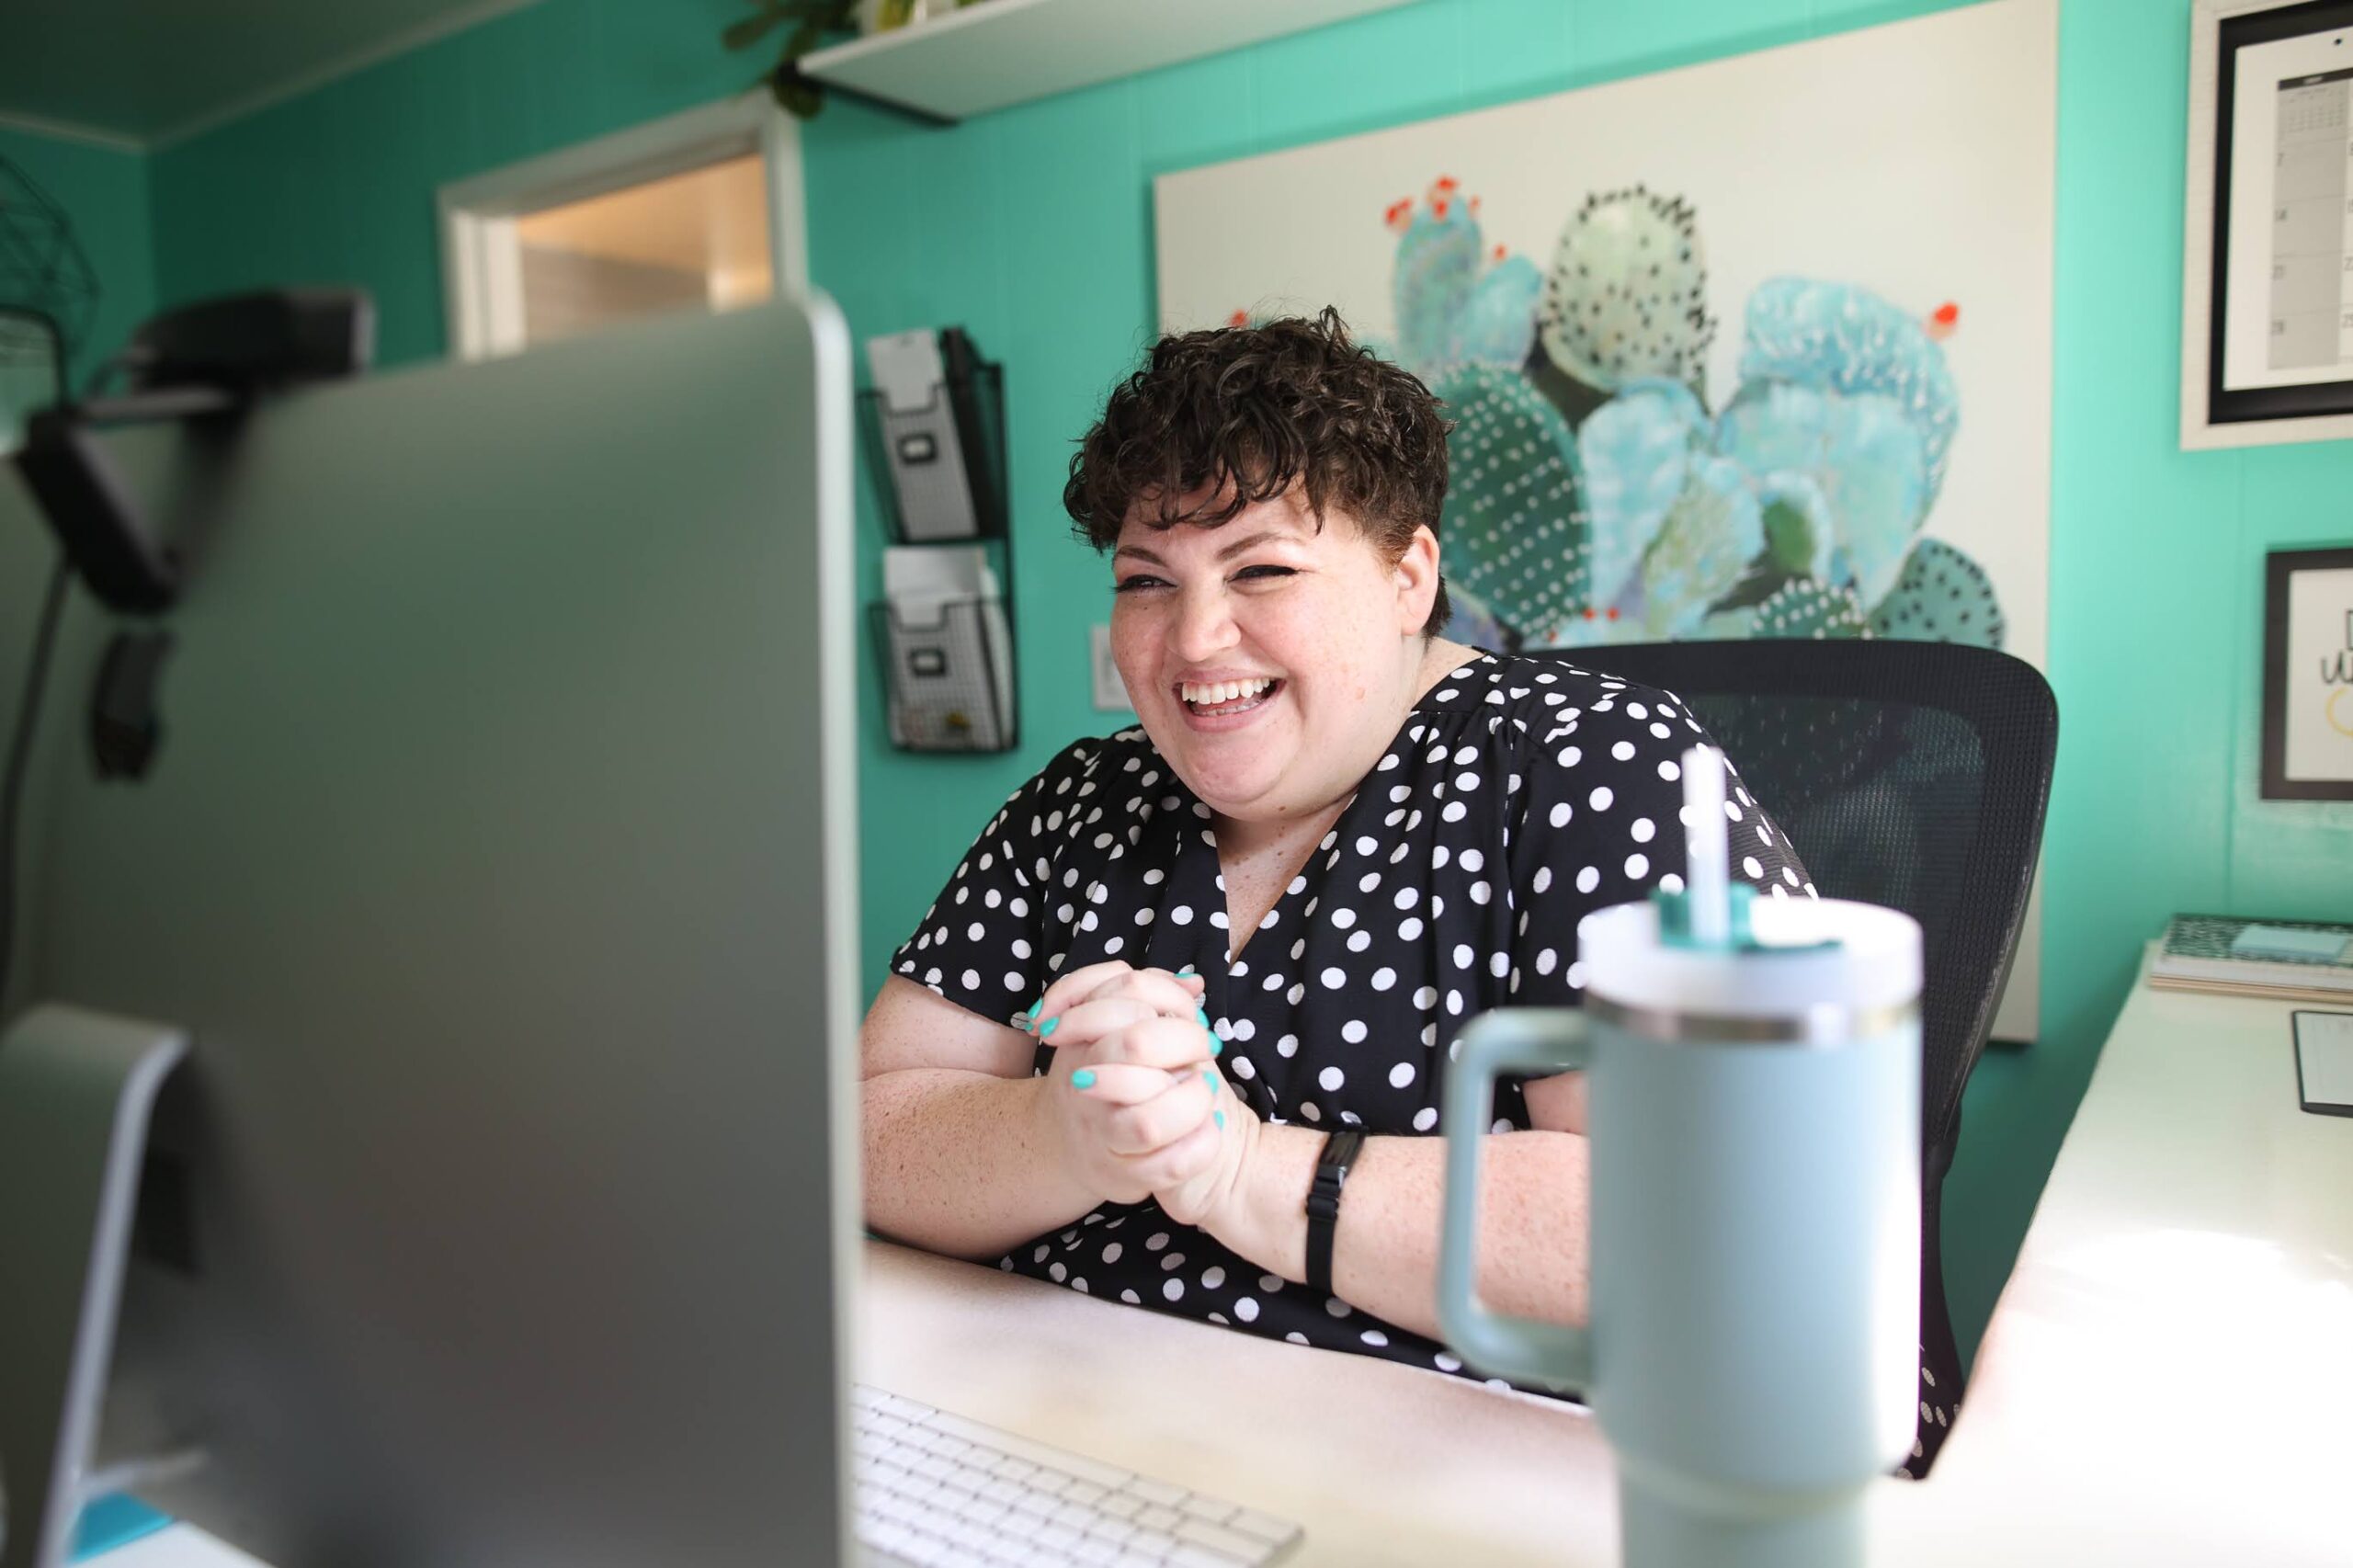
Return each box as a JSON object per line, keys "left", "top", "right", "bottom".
{"left": 2149, "top": 915, "right": 2353, "bottom": 1005}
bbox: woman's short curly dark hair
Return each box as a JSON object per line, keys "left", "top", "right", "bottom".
{"left": 1063, "top": 309, "right": 1453, "bottom": 635}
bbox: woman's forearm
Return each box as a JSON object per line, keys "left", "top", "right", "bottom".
{"left": 1208, "top": 1122, "right": 1589, "bottom": 1344}
{"left": 861, "top": 1068, "right": 1105, "bottom": 1261}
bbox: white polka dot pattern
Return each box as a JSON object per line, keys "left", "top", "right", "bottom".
{"left": 888, "top": 653, "right": 1813, "bottom": 1400}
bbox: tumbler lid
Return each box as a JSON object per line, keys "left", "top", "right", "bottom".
{"left": 1575, "top": 895, "right": 1922, "bottom": 1027}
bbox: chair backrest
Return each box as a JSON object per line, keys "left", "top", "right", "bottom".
{"left": 1552, "top": 640, "right": 2057, "bottom": 1172}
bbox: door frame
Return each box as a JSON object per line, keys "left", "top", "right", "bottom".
{"left": 437, "top": 96, "right": 808, "bottom": 362}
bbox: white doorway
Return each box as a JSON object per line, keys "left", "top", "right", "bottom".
{"left": 438, "top": 97, "right": 807, "bottom": 362}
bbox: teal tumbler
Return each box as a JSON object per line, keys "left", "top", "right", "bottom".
{"left": 1438, "top": 884, "right": 1922, "bottom": 1568}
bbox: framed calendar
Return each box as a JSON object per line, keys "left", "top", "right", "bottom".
{"left": 2185, "top": 0, "right": 2353, "bottom": 449}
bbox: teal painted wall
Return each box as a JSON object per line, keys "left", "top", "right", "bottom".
{"left": 121, "top": 0, "right": 2353, "bottom": 1367}
{"left": 0, "top": 124, "right": 155, "bottom": 396}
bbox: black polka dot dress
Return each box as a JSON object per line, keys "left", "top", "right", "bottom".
{"left": 891, "top": 653, "right": 1817, "bottom": 1393}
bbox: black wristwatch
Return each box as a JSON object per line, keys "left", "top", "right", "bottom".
{"left": 1304, "top": 1129, "right": 1366, "bottom": 1296}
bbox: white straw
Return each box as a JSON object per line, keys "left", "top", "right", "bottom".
{"left": 1685, "top": 744, "right": 1731, "bottom": 946}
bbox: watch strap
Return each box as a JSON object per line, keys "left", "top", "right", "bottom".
{"left": 1304, "top": 1129, "right": 1365, "bottom": 1296}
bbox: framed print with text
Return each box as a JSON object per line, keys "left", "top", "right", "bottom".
{"left": 2185, "top": 1, "right": 2353, "bottom": 449}
{"left": 2262, "top": 546, "right": 2353, "bottom": 799}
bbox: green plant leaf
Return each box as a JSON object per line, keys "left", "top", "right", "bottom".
{"left": 769, "top": 62, "right": 825, "bottom": 119}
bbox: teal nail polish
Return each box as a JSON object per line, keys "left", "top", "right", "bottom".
{"left": 1203, "top": 1069, "right": 1216, "bottom": 1087}
{"left": 1195, "top": 1006, "right": 1211, "bottom": 1026}
{"left": 1039, "top": 1017, "right": 1058, "bottom": 1039}
{"left": 1026, "top": 998, "right": 1042, "bottom": 1021}
{"left": 1208, "top": 1035, "right": 1223, "bottom": 1057}
{"left": 1215, "top": 1110, "right": 1226, "bottom": 1130}
{"left": 1071, "top": 1068, "right": 1096, "bottom": 1089}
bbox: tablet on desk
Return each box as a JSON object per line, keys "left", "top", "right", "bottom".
{"left": 2292, "top": 1011, "right": 2353, "bottom": 1118}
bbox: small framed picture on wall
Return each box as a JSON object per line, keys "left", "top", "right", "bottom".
{"left": 2262, "top": 546, "right": 2353, "bottom": 799}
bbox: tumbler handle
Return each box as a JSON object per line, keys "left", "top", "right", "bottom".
{"left": 1438, "top": 1007, "right": 1594, "bottom": 1394}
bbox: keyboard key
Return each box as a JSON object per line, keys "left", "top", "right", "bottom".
{"left": 1177, "top": 1517, "right": 1273, "bottom": 1560}
{"left": 1005, "top": 1489, "right": 1057, "bottom": 1523}
{"left": 1133, "top": 1504, "right": 1184, "bottom": 1533}
{"left": 1226, "top": 1508, "right": 1295, "bottom": 1546}
{"left": 1179, "top": 1494, "right": 1239, "bottom": 1525}
{"left": 1126, "top": 1478, "right": 1187, "bottom": 1506}
{"left": 926, "top": 1412, "right": 1138, "bottom": 1491}
{"left": 1168, "top": 1545, "right": 1249, "bottom": 1568}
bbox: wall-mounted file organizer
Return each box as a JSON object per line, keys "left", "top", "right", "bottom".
{"left": 861, "top": 326, "right": 1018, "bottom": 753}
{"left": 870, "top": 594, "right": 1015, "bottom": 753}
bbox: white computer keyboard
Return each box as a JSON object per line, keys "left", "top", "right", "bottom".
{"left": 852, "top": 1384, "right": 1303, "bottom": 1568}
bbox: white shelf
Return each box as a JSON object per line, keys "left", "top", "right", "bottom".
{"left": 799, "top": 0, "right": 1431, "bottom": 124}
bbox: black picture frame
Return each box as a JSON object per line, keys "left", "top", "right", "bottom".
{"left": 2261, "top": 544, "right": 2353, "bottom": 800}
{"left": 2185, "top": 1, "right": 2353, "bottom": 447}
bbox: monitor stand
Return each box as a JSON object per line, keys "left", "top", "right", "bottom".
{"left": 0, "top": 1005, "right": 188, "bottom": 1568}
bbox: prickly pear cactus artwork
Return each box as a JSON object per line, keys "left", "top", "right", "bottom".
{"left": 1389, "top": 179, "right": 1542, "bottom": 381}
{"left": 1715, "top": 375, "right": 1930, "bottom": 612}
{"left": 1434, "top": 362, "right": 1590, "bottom": 641}
{"left": 1751, "top": 578, "right": 1870, "bottom": 640}
{"left": 1378, "top": 176, "right": 2005, "bottom": 653}
{"left": 1539, "top": 187, "right": 1715, "bottom": 397}
{"left": 1867, "top": 537, "right": 2005, "bottom": 645}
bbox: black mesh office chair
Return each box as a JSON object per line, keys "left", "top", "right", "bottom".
{"left": 1553, "top": 640, "right": 2057, "bottom": 1477}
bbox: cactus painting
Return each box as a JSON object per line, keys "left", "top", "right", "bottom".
{"left": 1380, "top": 177, "right": 2002, "bottom": 654}
{"left": 1153, "top": 0, "right": 2053, "bottom": 1034}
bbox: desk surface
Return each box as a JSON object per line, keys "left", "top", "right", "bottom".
{"left": 1870, "top": 964, "right": 2353, "bottom": 1566}
{"left": 108, "top": 966, "right": 2353, "bottom": 1567}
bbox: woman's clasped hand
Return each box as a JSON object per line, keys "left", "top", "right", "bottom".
{"left": 1028, "top": 960, "right": 1263, "bottom": 1228}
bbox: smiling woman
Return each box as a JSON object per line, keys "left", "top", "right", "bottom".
{"left": 856, "top": 311, "right": 1824, "bottom": 1426}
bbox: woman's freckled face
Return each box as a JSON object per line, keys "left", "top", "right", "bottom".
{"left": 1108, "top": 489, "right": 1429, "bottom": 828}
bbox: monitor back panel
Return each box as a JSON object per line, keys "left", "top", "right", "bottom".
{"left": 14, "top": 299, "right": 860, "bottom": 1568}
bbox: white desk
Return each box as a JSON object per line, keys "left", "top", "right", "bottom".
{"left": 1868, "top": 965, "right": 2353, "bottom": 1566}
{"left": 104, "top": 966, "right": 2353, "bottom": 1566}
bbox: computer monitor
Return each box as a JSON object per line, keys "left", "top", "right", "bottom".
{"left": 0, "top": 297, "right": 863, "bottom": 1567}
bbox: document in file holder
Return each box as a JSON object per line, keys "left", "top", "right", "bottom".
{"left": 881, "top": 545, "right": 1014, "bottom": 751}
{"left": 867, "top": 327, "right": 985, "bottom": 542}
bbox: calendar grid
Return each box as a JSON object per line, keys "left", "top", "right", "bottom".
{"left": 2268, "top": 68, "right": 2353, "bottom": 371}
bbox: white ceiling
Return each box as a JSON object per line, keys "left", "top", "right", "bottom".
{"left": 0, "top": 0, "right": 543, "bottom": 150}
